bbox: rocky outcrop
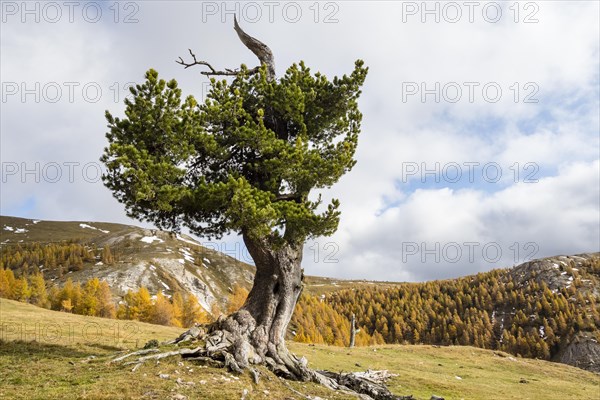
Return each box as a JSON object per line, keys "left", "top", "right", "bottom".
{"left": 509, "top": 253, "right": 600, "bottom": 373}
{"left": 509, "top": 253, "right": 598, "bottom": 293}
{"left": 555, "top": 332, "right": 600, "bottom": 373}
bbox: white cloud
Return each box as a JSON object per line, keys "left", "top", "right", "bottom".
{"left": 308, "top": 160, "right": 599, "bottom": 281}
{"left": 1, "top": 1, "right": 598, "bottom": 281}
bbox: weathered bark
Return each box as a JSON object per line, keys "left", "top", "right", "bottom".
{"left": 176, "top": 16, "right": 275, "bottom": 81}
{"left": 200, "top": 234, "right": 309, "bottom": 379}
{"left": 233, "top": 16, "right": 275, "bottom": 81}
{"left": 184, "top": 19, "right": 300, "bottom": 375}
{"left": 319, "top": 370, "right": 415, "bottom": 400}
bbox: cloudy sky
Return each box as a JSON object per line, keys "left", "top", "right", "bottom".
{"left": 1, "top": 1, "right": 599, "bottom": 282}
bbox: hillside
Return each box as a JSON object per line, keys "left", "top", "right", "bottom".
{"left": 310, "top": 253, "right": 600, "bottom": 373}
{"left": 2, "top": 215, "right": 599, "bottom": 374}
{"left": 0, "top": 216, "right": 391, "bottom": 311}
{"left": 1, "top": 299, "right": 599, "bottom": 400}
{"left": 0, "top": 215, "right": 256, "bottom": 313}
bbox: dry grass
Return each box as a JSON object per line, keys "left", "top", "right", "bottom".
{"left": 1, "top": 299, "right": 599, "bottom": 400}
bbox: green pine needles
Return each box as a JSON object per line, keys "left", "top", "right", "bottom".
{"left": 102, "top": 61, "right": 368, "bottom": 246}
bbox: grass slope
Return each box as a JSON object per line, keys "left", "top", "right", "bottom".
{"left": 1, "top": 299, "right": 599, "bottom": 400}
{"left": 0, "top": 216, "right": 133, "bottom": 244}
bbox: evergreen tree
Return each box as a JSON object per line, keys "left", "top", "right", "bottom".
{"left": 101, "top": 18, "right": 367, "bottom": 377}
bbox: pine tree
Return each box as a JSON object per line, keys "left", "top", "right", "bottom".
{"left": 101, "top": 18, "right": 368, "bottom": 375}
{"left": 151, "top": 291, "right": 176, "bottom": 326}
{"left": 97, "top": 280, "right": 116, "bottom": 318}
{"left": 28, "top": 272, "right": 49, "bottom": 308}
{"left": 12, "top": 277, "right": 30, "bottom": 302}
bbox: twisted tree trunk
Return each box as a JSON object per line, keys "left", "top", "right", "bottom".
{"left": 241, "top": 235, "right": 305, "bottom": 371}
{"left": 193, "top": 234, "right": 310, "bottom": 380}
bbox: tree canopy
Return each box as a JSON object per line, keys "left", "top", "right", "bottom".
{"left": 101, "top": 62, "right": 368, "bottom": 245}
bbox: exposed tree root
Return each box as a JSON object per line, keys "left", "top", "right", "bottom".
{"left": 278, "top": 378, "right": 320, "bottom": 400}
{"left": 120, "top": 347, "right": 201, "bottom": 366}
{"left": 112, "top": 321, "right": 414, "bottom": 400}
{"left": 249, "top": 367, "right": 260, "bottom": 384}
{"left": 167, "top": 324, "right": 205, "bottom": 345}
{"left": 131, "top": 363, "right": 142, "bottom": 372}
{"left": 318, "top": 370, "right": 415, "bottom": 400}
{"left": 110, "top": 348, "right": 159, "bottom": 363}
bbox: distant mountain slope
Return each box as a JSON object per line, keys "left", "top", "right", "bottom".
{"left": 508, "top": 254, "right": 600, "bottom": 372}
{"left": 0, "top": 216, "right": 394, "bottom": 311}
{"left": 0, "top": 216, "right": 255, "bottom": 311}
{"left": 316, "top": 253, "right": 600, "bottom": 373}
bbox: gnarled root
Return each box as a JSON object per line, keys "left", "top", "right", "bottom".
{"left": 113, "top": 314, "right": 412, "bottom": 400}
